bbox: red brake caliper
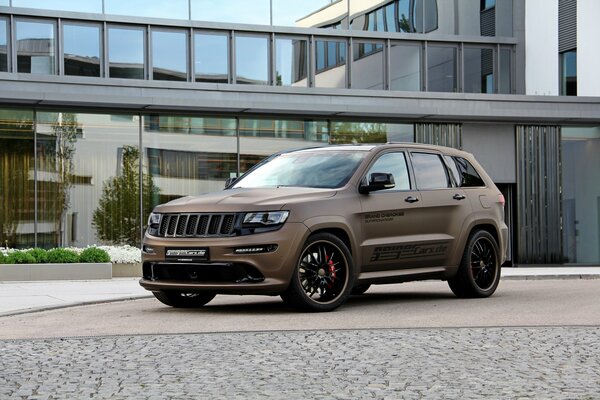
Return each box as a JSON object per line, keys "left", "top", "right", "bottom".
{"left": 327, "top": 256, "right": 336, "bottom": 288}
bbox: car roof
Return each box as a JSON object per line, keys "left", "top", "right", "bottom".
{"left": 291, "top": 143, "right": 470, "bottom": 157}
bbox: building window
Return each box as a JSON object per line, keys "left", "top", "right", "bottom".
{"left": 194, "top": 32, "right": 228, "bottom": 84}
{"left": 275, "top": 37, "right": 308, "bottom": 87}
{"left": 427, "top": 45, "right": 457, "bottom": 92}
{"left": 152, "top": 29, "right": 187, "bottom": 82}
{"left": 315, "top": 39, "right": 347, "bottom": 88}
{"left": 352, "top": 41, "right": 384, "bottom": 90}
{"left": 480, "top": 0, "right": 495, "bottom": 11}
{"left": 464, "top": 47, "right": 495, "bottom": 94}
{"left": 108, "top": 26, "right": 145, "bottom": 80}
{"left": 498, "top": 48, "right": 512, "bottom": 94}
{"left": 560, "top": 50, "right": 577, "bottom": 96}
{"left": 0, "top": 18, "right": 7, "bottom": 72}
{"left": 63, "top": 23, "right": 101, "bottom": 77}
{"left": 390, "top": 43, "right": 421, "bottom": 91}
{"left": 16, "top": 19, "right": 56, "bottom": 75}
{"left": 235, "top": 34, "right": 269, "bottom": 85}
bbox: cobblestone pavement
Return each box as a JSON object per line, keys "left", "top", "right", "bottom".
{"left": 1, "top": 327, "right": 599, "bottom": 399}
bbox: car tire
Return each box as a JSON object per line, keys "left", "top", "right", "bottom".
{"left": 152, "top": 291, "right": 216, "bottom": 308}
{"left": 351, "top": 283, "right": 371, "bottom": 295}
{"left": 448, "top": 230, "right": 501, "bottom": 298}
{"left": 281, "top": 233, "right": 355, "bottom": 312}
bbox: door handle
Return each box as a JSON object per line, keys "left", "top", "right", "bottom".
{"left": 405, "top": 196, "right": 419, "bottom": 203}
{"left": 453, "top": 194, "right": 466, "bottom": 200}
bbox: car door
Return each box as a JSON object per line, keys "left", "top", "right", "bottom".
{"left": 409, "top": 151, "right": 472, "bottom": 267}
{"left": 359, "top": 150, "right": 427, "bottom": 272}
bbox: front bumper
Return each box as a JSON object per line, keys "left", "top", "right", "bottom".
{"left": 139, "top": 222, "right": 308, "bottom": 295}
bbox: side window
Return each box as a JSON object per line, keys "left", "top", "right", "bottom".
{"left": 452, "top": 157, "right": 485, "bottom": 187}
{"left": 366, "top": 152, "right": 411, "bottom": 191}
{"left": 411, "top": 152, "right": 450, "bottom": 190}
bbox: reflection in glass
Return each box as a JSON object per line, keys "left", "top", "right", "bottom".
{"left": 315, "top": 39, "right": 346, "bottom": 88}
{"left": 239, "top": 119, "right": 328, "bottom": 174}
{"left": 63, "top": 24, "right": 101, "bottom": 77}
{"left": 352, "top": 42, "right": 384, "bottom": 90}
{"left": 36, "top": 113, "right": 144, "bottom": 248}
{"left": 195, "top": 32, "right": 228, "bottom": 83}
{"left": 108, "top": 27, "right": 144, "bottom": 79}
{"left": 0, "top": 19, "right": 7, "bottom": 72}
{"left": 331, "top": 122, "right": 413, "bottom": 144}
{"left": 390, "top": 44, "right": 421, "bottom": 91}
{"left": 499, "top": 48, "right": 511, "bottom": 94}
{"left": 464, "top": 48, "right": 494, "bottom": 94}
{"left": 143, "top": 115, "right": 238, "bottom": 205}
{"left": 427, "top": 46, "right": 457, "bottom": 92}
{"left": 275, "top": 37, "right": 307, "bottom": 87}
{"left": 561, "top": 127, "right": 600, "bottom": 263}
{"left": 235, "top": 35, "right": 269, "bottom": 85}
{"left": 191, "top": 0, "right": 270, "bottom": 25}
{"left": 12, "top": 0, "right": 101, "bottom": 13}
{"left": 152, "top": 30, "right": 187, "bottom": 82}
{"left": 105, "top": 0, "right": 188, "bottom": 20}
{"left": 0, "top": 109, "right": 34, "bottom": 248}
{"left": 16, "top": 20, "right": 55, "bottom": 75}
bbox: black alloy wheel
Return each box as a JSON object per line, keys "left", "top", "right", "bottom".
{"left": 448, "top": 230, "right": 501, "bottom": 298}
{"left": 152, "top": 291, "right": 216, "bottom": 308}
{"left": 281, "top": 233, "right": 354, "bottom": 312}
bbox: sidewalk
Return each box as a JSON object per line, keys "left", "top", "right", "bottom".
{"left": 1, "top": 267, "right": 599, "bottom": 317}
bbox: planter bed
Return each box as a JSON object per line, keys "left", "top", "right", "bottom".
{"left": 0, "top": 263, "right": 112, "bottom": 281}
{"left": 112, "top": 263, "right": 142, "bottom": 278}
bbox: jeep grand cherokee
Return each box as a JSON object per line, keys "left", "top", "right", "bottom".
{"left": 140, "top": 143, "right": 508, "bottom": 311}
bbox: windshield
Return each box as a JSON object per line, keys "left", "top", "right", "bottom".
{"left": 233, "top": 150, "right": 367, "bottom": 189}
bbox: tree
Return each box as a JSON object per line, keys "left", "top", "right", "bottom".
{"left": 92, "top": 146, "right": 160, "bottom": 247}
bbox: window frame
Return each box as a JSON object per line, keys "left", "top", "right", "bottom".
{"left": 61, "top": 20, "right": 103, "bottom": 78}
{"left": 408, "top": 150, "right": 452, "bottom": 190}
{"left": 193, "top": 29, "right": 230, "bottom": 84}
{"left": 462, "top": 45, "right": 496, "bottom": 94}
{"left": 233, "top": 32, "right": 271, "bottom": 86}
{"left": 14, "top": 17, "right": 57, "bottom": 75}
{"left": 425, "top": 43, "right": 459, "bottom": 93}
{"left": 149, "top": 26, "right": 189, "bottom": 82}
{"left": 107, "top": 24, "right": 146, "bottom": 80}
{"left": 0, "top": 17, "right": 9, "bottom": 73}
{"left": 274, "top": 34, "right": 309, "bottom": 88}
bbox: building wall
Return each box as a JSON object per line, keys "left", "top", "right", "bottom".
{"left": 525, "top": 0, "right": 559, "bottom": 95}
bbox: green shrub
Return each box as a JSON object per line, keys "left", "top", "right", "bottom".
{"left": 27, "top": 248, "right": 49, "bottom": 263}
{"left": 6, "top": 251, "right": 36, "bottom": 264}
{"left": 79, "top": 247, "right": 110, "bottom": 263}
{"left": 0, "top": 252, "right": 6, "bottom": 264}
{"left": 46, "top": 248, "right": 80, "bottom": 264}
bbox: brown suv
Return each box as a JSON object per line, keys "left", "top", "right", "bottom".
{"left": 140, "top": 143, "right": 508, "bottom": 311}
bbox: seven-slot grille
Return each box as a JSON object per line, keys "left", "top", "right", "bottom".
{"left": 158, "top": 213, "right": 237, "bottom": 238}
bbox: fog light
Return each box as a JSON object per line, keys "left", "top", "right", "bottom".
{"left": 143, "top": 245, "right": 156, "bottom": 255}
{"left": 233, "top": 245, "right": 278, "bottom": 254}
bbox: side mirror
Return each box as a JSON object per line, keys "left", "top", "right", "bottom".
{"left": 359, "top": 172, "right": 395, "bottom": 194}
{"left": 224, "top": 177, "right": 238, "bottom": 189}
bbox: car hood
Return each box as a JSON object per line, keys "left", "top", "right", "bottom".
{"left": 154, "top": 187, "right": 337, "bottom": 213}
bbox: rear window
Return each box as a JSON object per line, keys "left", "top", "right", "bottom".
{"left": 411, "top": 152, "right": 450, "bottom": 190}
{"left": 445, "top": 156, "right": 485, "bottom": 187}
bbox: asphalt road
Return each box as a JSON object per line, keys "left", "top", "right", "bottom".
{"left": 1, "top": 279, "right": 599, "bottom": 339}
{"left": 1, "top": 280, "right": 599, "bottom": 399}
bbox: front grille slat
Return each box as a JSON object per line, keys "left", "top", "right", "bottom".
{"left": 157, "top": 213, "right": 237, "bottom": 238}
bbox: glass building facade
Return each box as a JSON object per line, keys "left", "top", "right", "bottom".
{"left": 0, "top": 1, "right": 598, "bottom": 266}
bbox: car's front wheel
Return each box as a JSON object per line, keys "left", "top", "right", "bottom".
{"left": 448, "top": 230, "right": 501, "bottom": 298}
{"left": 281, "top": 233, "right": 354, "bottom": 312}
{"left": 152, "top": 291, "right": 216, "bottom": 308}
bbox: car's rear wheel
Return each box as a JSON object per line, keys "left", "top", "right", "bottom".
{"left": 152, "top": 291, "right": 216, "bottom": 308}
{"left": 281, "top": 233, "right": 354, "bottom": 312}
{"left": 448, "top": 230, "right": 501, "bottom": 298}
{"left": 351, "top": 283, "right": 371, "bottom": 295}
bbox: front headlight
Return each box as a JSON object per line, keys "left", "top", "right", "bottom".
{"left": 242, "top": 211, "right": 289, "bottom": 227}
{"left": 147, "top": 212, "right": 161, "bottom": 236}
